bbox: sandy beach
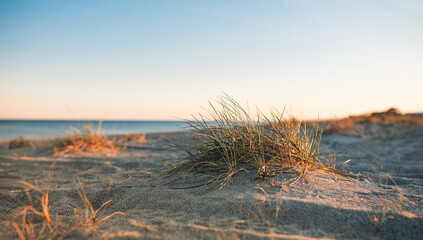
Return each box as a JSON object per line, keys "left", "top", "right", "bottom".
{"left": 2, "top": 0, "right": 422, "bottom": 239}
{"left": 0, "top": 121, "right": 422, "bottom": 239}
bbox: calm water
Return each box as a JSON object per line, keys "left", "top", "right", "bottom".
{"left": 0, "top": 120, "right": 188, "bottom": 140}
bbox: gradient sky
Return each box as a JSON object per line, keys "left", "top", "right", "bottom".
{"left": 1, "top": 0, "right": 422, "bottom": 120}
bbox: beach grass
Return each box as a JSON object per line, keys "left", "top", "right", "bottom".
{"left": 365, "top": 175, "right": 404, "bottom": 232}
{"left": 8, "top": 164, "right": 59, "bottom": 240}
{"left": 5, "top": 163, "right": 125, "bottom": 239}
{"left": 9, "top": 138, "right": 35, "bottom": 150}
{"left": 165, "top": 94, "right": 339, "bottom": 190}
{"left": 72, "top": 176, "right": 125, "bottom": 235}
{"left": 54, "top": 123, "right": 118, "bottom": 155}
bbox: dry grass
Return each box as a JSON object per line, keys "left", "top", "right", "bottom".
{"left": 165, "top": 94, "right": 342, "bottom": 190}
{"left": 235, "top": 187, "right": 288, "bottom": 229}
{"left": 9, "top": 138, "right": 35, "bottom": 150}
{"left": 54, "top": 124, "right": 118, "bottom": 155}
{"left": 4, "top": 163, "right": 125, "bottom": 239}
{"left": 365, "top": 175, "right": 404, "bottom": 232}
{"left": 72, "top": 176, "right": 125, "bottom": 236}
{"left": 117, "top": 133, "right": 146, "bottom": 143}
{"left": 6, "top": 163, "right": 67, "bottom": 239}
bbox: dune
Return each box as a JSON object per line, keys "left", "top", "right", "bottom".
{"left": 0, "top": 124, "right": 422, "bottom": 239}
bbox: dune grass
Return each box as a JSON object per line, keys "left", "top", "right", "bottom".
{"left": 9, "top": 137, "right": 35, "bottom": 150}
{"left": 365, "top": 175, "right": 404, "bottom": 232}
{"left": 8, "top": 164, "right": 60, "bottom": 240}
{"left": 72, "top": 176, "right": 125, "bottom": 235}
{"left": 5, "top": 163, "right": 125, "bottom": 239}
{"left": 166, "top": 94, "right": 337, "bottom": 190}
{"left": 117, "top": 133, "right": 146, "bottom": 143}
{"left": 54, "top": 123, "right": 118, "bottom": 155}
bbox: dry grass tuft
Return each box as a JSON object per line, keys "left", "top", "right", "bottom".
{"left": 165, "top": 94, "right": 342, "bottom": 190}
{"left": 117, "top": 133, "right": 146, "bottom": 143}
{"left": 54, "top": 124, "right": 118, "bottom": 155}
{"left": 4, "top": 163, "right": 125, "bottom": 239}
{"left": 5, "top": 163, "right": 68, "bottom": 239}
{"left": 72, "top": 176, "right": 125, "bottom": 235}
{"left": 366, "top": 175, "right": 404, "bottom": 232}
{"left": 9, "top": 138, "right": 35, "bottom": 150}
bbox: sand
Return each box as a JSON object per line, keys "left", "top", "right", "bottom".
{"left": 0, "top": 128, "right": 422, "bottom": 239}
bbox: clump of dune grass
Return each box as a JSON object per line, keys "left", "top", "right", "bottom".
{"left": 166, "top": 94, "right": 337, "bottom": 190}
{"left": 5, "top": 163, "right": 70, "bottom": 239}
{"left": 5, "top": 163, "right": 125, "bottom": 239}
{"left": 54, "top": 123, "right": 118, "bottom": 155}
{"left": 117, "top": 133, "right": 146, "bottom": 143}
{"left": 9, "top": 137, "right": 35, "bottom": 150}
{"left": 72, "top": 176, "right": 125, "bottom": 236}
{"left": 365, "top": 175, "right": 404, "bottom": 232}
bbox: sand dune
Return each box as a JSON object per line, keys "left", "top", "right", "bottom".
{"left": 0, "top": 127, "right": 422, "bottom": 239}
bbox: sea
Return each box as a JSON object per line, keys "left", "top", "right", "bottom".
{"left": 0, "top": 120, "right": 188, "bottom": 140}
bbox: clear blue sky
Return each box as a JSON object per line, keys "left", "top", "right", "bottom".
{"left": 1, "top": 0, "right": 422, "bottom": 120}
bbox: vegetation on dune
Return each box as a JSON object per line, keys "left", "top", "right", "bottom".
{"left": 54, "top": 124, "right": 118, "bottom": 155}
{"left": 314, "top": 107, "right": 423, "bottom": 137}
{"left": 72, "top": 176, "right": 125, "bottom": 235}
{"left": 4, "top": 163, "right": 125, "bottom": 239}
{"left": 166, "top": 94, "right": 342, "bottom": 190}
{"left": 117, "top": 133, "right": 146, "bottom": 143}
{"left": 9, "top": 137, "right": 35, "bottom": 150}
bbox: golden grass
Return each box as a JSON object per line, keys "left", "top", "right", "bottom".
{"left": 6, "top": 163, "right": 64, "bottom": 239}
{"left": 72, "top": 176, "right": 125, "bottom": 236}
{"left": 54, "top": 124, "right": 118, "bottom": 155}
{"left": 5, "top": 163, "right": 125, "bottom": 239}
{"left": 117, "top": 133, "right": 146, "bottom": 143}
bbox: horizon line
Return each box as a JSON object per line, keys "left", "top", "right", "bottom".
{"left": 0, "top": 118, "right": 187, "bottom": 122}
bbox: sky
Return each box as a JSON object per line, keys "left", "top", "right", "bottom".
{"left": 0, "top": 0, "right": 422, "bottom": 120}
